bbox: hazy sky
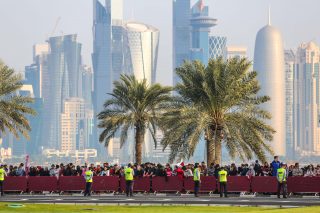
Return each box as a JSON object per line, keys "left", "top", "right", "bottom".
{"left": 0, "top": 0, "right": 320, "bottom": 85}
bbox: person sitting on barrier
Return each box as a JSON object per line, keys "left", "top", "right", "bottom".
{"left": 304, "top": 165, "right": 315, "bottom": 177}
{"left": 125, "top": 163, "right": 134, "bottom": 197}
{"left": 218, "top": 166, "right": 228, "bottom": 198}
{"left": 262, "top": 162, "right": 271, "bottom": 176}
{"left": 193, "top": 163, "right": 201, "bottom": 197}
{"left": 84, "top": 166, "right": 93, "bottom": 197}
{"left": 277, "top": 163, "right": 287, "bottom": 199}
{"left": 0, "top": 165, "right": 6, "bottom": 196}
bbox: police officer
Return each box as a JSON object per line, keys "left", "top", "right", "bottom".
{"left": 277, "top": 163, "right": 287, "bottom": 199}
{"left": 84, "top": 167, "right": 93, "bottom": 197}
{"left": 0, "top": 165, "right": 6, "bottom": 196}
{"left": 218, "top": 166, "right": 228, "bottom": 198}
{"left": 125, "top": 163, "right": 134, "bottom": 197}
{"left": 193, "top": 163, "right": 201, "bottom": 197}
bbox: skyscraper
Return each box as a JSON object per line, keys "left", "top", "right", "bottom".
{"left": 285, "top": 49, "right": 295, "bottom": 159}
{"left": 253, "top": 15, "right": 286, "bottom": 156}
{"left": 123, "top": 22, "right": 159, "bottom": 85}
{"left": 209, "top": 36, "right": 227, "bottom": 59}
{"left": 190, "top": 0, "right": 217, "bottom": 65}
{"left": 92, "top": 0, "right": 123, "bottom": 152}
{"left": 173, "top": 0, "right": 191, "bottom": 86}
{"left": 46, "top": 34, "right": 82, "bottom": 149}
{"left": 295, "top": 42, "right": 320, "bottom": 155}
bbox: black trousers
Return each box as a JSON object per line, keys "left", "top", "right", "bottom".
{"left": 84, "top": 182, "right": 92, "bottom": 196}
{"left": 126, "top": 180, "right": 133, "bottom": 196}
{"left": 277, "top": 181, "right": 287, "bottom": 198}
{"left": 0, "top": 181, "right": 3, "bottom": 196}
{"left": 220, "top": 182, "right": 228, "bottom": 197}
{"left": 194, "top": 180, "right": 200, "bottom": 196}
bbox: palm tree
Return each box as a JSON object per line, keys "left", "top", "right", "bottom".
{"left": 98, "top": 74, "right": 172, "bottom": 164}
{"left": 0, "top": 61, "right": 36, "bottom": 140}
{"left": 161, "top": 57, "right": 275, "bottom": 165}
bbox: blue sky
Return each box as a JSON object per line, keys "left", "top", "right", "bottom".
{"left": 0, "top": 0, "right": 319, "bottom": 85}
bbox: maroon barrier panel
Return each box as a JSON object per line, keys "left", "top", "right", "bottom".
{"left": 251, "top": 176, "right": 278, "bottom": 193}
{"left": 218, "top": 176, "right": 250, "bottom": 192}
{"left": 3, "top": 176, "right": 28, "bottom": 192}
{"left": 58, "top": 176, "right": 85, "bottom": 191}
{"left": 152, "top": 176, "right": 183, "bottom": 192}
{"left": 28, "top": 176, "right": 58, "bottom": 192}
{"left": 92, "top": 176, "right": 119, "bottom": 192}
{"left": 120, "top": 177, "right": 151, "bottom": 192}
{"left": 288, "top": 177, "right": 320, "bottom": 193}
{"left": 184, "top": 176, "right": 216, "bottom": 192}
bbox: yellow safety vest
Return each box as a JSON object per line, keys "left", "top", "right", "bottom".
{"left": 85, "top": 170, "right": 93, "bottom": 183}
{"left": 277, "top": 168, "right": 286, "bottom": 182}
{"left": 125, "top": 168, "right": 133, "bottom": 181}
{"left": 0, "top": 168, "right": 5, "bottom": 181}
{"left": 218, "top": 170, "right": 227, "bottom": 182}
{"left": 193, "top": 168, "right": 200, "bottom": 181}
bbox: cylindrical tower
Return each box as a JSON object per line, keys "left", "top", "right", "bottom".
{"left": 253, "top": 23, "right": 286, "bottom": 156}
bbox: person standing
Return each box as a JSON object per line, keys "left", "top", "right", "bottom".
{"left": 277, "top": 163, "right": 287, "bottom": 199}
{"left": 218, "top": 166, "right": 228, "bottom": 198}
{"left": 125, "top": 163, "right": 134, "bottom": 197}
{"left": 0, "top": 165, "right": 6, "bottom": 196}
{"left": 84, "top": 167, "right": 93, "bottom": 196}
{"left": 271, "top": 156, "right": 280, "bottom": 176}
{"left": 193, "top": 163, "right": 201, "bottom": 197}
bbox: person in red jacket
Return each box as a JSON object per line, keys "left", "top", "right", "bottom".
{"left": 174, "top": 165, "right": 184, "bottom": 181}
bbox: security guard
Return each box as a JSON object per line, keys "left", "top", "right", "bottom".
{"left": 218, "top": 166, "right": 228, "bottom": 198}
{"left": 277, "top": 163, "right": 287, "bottom": 198}
{"left": 193, "top": 163, "right": 201, "bottom": 197}
{"left": 84, "top": 167, "right": 93, "bottom": 196}
{"left": 0, "top": 165, "right": 6, "bottom": 196}
{"left": 125, "top": 163, "right": 134, "bottom": 197}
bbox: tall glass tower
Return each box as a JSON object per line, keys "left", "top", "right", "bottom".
{"left": 209, "top": 36, "right": 227, "bottom": 59}
{"left": 190, "top": 0, "right": 217, "bottom": 65}
{"left": 173, "top": 0, "right": 191, "bottom": 86}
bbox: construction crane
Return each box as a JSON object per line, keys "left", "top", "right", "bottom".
{"left": 51, "top": 17, "right": 61, "bottom": 37}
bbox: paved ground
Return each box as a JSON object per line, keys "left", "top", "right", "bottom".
{"left": 0, "top": 195, "right": 320, "bottom": 207}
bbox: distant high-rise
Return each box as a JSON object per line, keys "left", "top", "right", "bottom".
{"left": 226, "top": 46, "right": 247, "bottom": 59}
{"left": 173, "top": 0, "right": 191, "bottom": 86}
{"left": 60, "top": 98, "right": 93, "bottom": 151}
{"left": 46, "top": 34, "right": 82, "bottom": 149}
{"left": 295, "top": 42, "right": 320, "bottom": 155}
{"left": 123, "top": 22, "right": 159, "bottom": 85}
{"left": 285, "top": 49, "right": 295, "bottom": 159}
{"left": 253, "top": 15, "right": 286, "bottom": 156}
{"left": 209, "top": 36, "right": 227, "bottom": 59}
{"left": 190, "top": 0, "right": 217, "bottom": 65}
{"left": 92, "top": 0, "right": 123, "bottom": 152}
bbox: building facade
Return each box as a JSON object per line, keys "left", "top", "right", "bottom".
{"left": 172, "top": 0, "right": 191, "bottom": 86}
{"left": 285, "top": 49, "right": 295, "bottom": 159}
{"left": 253, "top": 21, "right": 286, "bottom": 156}
{"left": 294, "top": 42, "right": 320, "bottom": 155}
{"left": 226, "top": 46, "right": 247, "bottom": 59}
{"left": 209, "top": 36, "right": 227, "bottom": 59}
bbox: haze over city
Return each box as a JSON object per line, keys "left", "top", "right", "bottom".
{"left": 1, "top": 0, "right": 320, "bottom": 86}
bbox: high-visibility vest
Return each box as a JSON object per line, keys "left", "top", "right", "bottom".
{"left": 193, "top": 168, "right": 200, "bottom": 181}
{"left": 85, "top": 170, "right": 93, "bottom": 183}
{"left": 125, "top": 168, "right": 134, "bottom": 181}
{"left": 218, "top": 169, "right": 227, "bottom": 182}
{"left": 277, "top": 168, "right": 286, "bottom": 182}
{"left": 0, "top": 168, "right": 5, "bottom": 181}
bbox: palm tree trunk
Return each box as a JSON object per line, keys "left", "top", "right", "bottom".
{"left": 205, "top": 130, "right": 215, "bottom": 165}
{"left": 214, "top": 139, "right": 222, "bottom": 165}
{"left": 135, "top": 123, "right": 145, "bottom": 164}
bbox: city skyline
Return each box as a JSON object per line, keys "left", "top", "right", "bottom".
{"left": 1, "top": 0, "right": 320, "bottom": 86}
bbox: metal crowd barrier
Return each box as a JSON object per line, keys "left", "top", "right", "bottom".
{"left": 3, "top": 176, "right": 320, "bottom": 194}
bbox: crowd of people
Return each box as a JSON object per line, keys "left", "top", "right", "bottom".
{"left": 2, "top": 156, "right": 320, "bottom": 178}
